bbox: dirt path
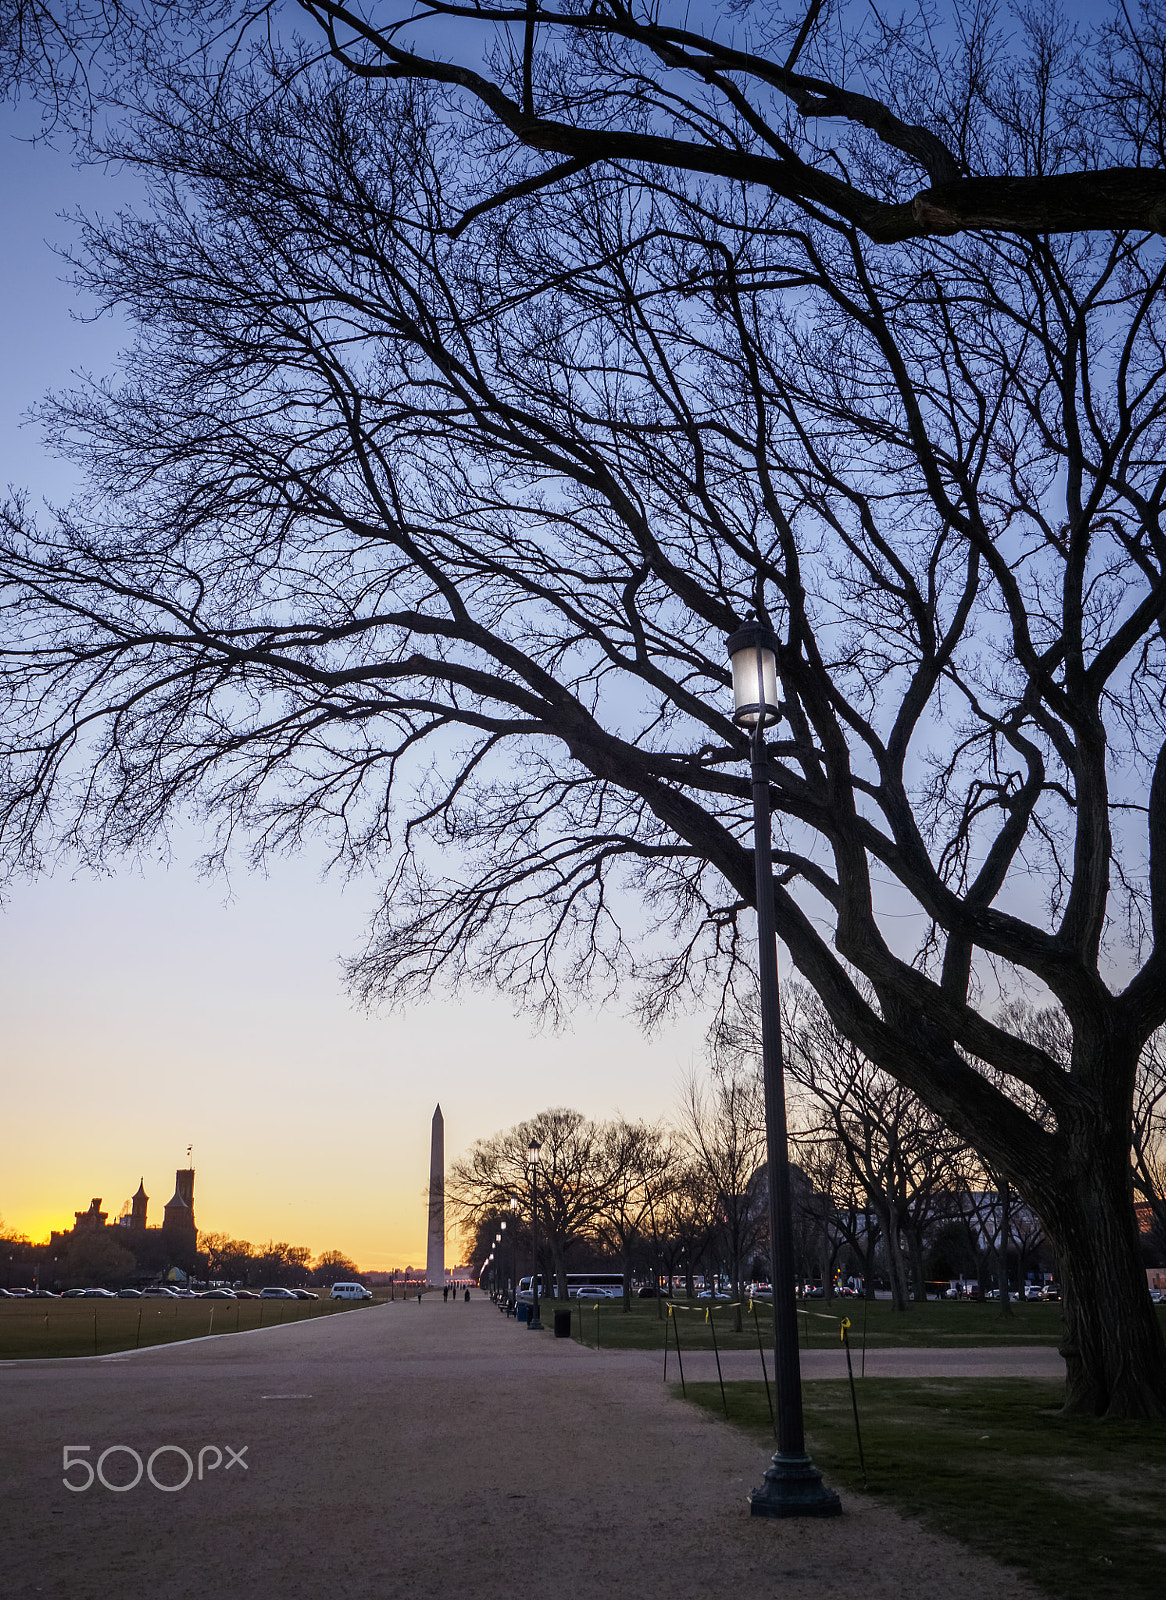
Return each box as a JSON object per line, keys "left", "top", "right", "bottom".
{"left": 0, "top": 1296, "right": 1043, "bottom": 1600}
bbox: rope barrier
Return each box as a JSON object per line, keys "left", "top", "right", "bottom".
{"left": 840, "top": 1317, "right": 868, "bottom": 1486}
{"left": 662, "top": 1297, "right": 867, "bottom": 1471}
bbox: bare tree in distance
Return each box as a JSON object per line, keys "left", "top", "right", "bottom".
{"left": 656, "top": 1160, "right": 717, "bottom": 1301}
{"left": 2, "top": 35, "right": 1166, "bottom": 1412}
{"left": 764, "top": 985, "right": 966, "bottom": 1309}
{"left": 681, "top": 1059, "right": 767, "bottom": 1330}
{"left": 448, "top": 1109, "right": 603, "bottom": 1299}
{"left": 592, "top": 1117, "right": 676, "bottom": 1311}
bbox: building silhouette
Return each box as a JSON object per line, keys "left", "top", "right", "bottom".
{"left": 50, "top": 1165, "right": 199, "bottom": 1277}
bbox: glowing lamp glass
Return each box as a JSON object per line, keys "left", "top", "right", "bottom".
{"left": 727, "top": 623, "right": 780, "bottom": 728}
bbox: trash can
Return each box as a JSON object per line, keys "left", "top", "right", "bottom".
{"left": 516, "top": 1302, "right": 529, "bottom": 1323}
{"left": 554, "top": 1308, "right": 571, "bottom": 1339}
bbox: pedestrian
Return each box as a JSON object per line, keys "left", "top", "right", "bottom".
{"left": 443, "top": 1286, "right": 448, "bottom": 1303}
{"left": 464, "top": 1287, "right": 470, "bottom": 1302}
{"left": 417, "top": 1289, "right": 422, "bottom": 1304}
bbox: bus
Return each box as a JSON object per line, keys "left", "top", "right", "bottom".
{"left": 516, "top": 1272, "right": 627, "bottom": 1302}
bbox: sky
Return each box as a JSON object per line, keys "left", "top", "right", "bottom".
{"left": 0, "top": 105, "right": 707, "bottom": 1269}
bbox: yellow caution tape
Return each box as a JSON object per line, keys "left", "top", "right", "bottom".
{"left": 840, "top": 1316, "right": 851, "bottom": 1342}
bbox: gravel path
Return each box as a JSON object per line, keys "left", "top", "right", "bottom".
{"left": 0, "top": 1296, "right": 1043, "bottom": 1600}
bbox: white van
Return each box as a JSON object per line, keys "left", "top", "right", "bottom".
{"left": 331, "top": 1282, "right": 372, "bottom": 1301}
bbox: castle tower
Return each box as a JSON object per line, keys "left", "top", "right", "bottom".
{"left": 426, "top": 1105, "right": 445, "bottom": 1285}
{"left": 131, "top": 1178, "right": 148, "bottom": 1230}
{"left": 74, "top": 1198, "right": 107, "bottom": 1231}
{"left": 162, "top": 1169, "right": 196, "bottom": 1240}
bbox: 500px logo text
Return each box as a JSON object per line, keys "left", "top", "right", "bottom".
{"left": 62, "top": 1444, "right": 248, "bottom": 1492}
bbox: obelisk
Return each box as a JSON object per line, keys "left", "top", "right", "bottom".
{"left": 425, "top": 1104, "right": 445, "bottom": 1285}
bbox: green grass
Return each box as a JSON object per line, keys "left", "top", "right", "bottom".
{"left": 0, "top": 1294, "right": 379, "bottom": 1359}
{"left": 547, "top": 1293, "right": 1126, "bottom": 1351}
{"left": 683, "top": 1377, "right": 1166, "bottom": 1600}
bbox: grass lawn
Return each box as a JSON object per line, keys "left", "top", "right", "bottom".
{"left": 683, "top": 1377, "right": 1166, "bottom": 1600}
{"left": 546, "top": 1294, "right": 1140, "bottom": 1352}
{"left": 0, "top": 1294, "right": 378, "bottom": 1359}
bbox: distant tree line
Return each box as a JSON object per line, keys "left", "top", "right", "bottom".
{"left": 452, "top": 1001, "right": 1166, "bottom": 1319}
{"left": 194, "top": 1237, "right": 361, "bottom": 1289}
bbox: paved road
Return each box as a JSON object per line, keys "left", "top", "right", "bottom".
{"left": 0, "top": 1297, "right": 1042, "bottom": 1600}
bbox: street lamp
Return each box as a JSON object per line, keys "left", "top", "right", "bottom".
{"left": 727, "top": 620, "right": 841, "bottom": 1519}
{"left": 528, "top": 1139, "right": 543, "bottom": 1330}
{"left": 509, "top": 1194, "right": 519, "bottom": 1313}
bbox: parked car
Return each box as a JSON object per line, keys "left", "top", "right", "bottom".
{"left": 200, "top": 1288, "right": 237, "bottom": 1299}
{"left": 259, "top": 1287, "right": 299, "bottom": 1299}
{"left": 331, "top": 1282, "right": 373, "bottom": 1301}
{"left": 291, "top": 1289, "right": 319, "bottom": 1300}
{"left": 117, "top": 1288, "right": 142, "bottom": 1298}
{"left": 1024, "top": 1284, "right": 1043, "bottom": 1300}
{"left": 79, "top": 1287, "right": 116, "bottom": 1297}
{"left": 141, "top": 1286, "right": 178, "bottom": 1298}
{"left": 28, "top": 1289, "right": 58, "bottom": 1298}
{"left": 233, "top": 1290, "right": 258, "bottom": 1299}
{"left": 1041, "top": 1285, "right": 1062, "bottom": 1301}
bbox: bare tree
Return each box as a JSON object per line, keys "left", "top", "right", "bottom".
{"left": 2, "top": 36, "right": 1166, "bottom": 1412}
{"left": 448, "top": 1108, "right": 602, "bottom": 1299}
{"left": 655, "top": 1160, "right": 716, "bottom": 1300}
{"left": 767, "top": 986, "right": 967, "bottom": 1309}
{"left": 789, "top": 1124, "right": 878, "bottom": 1299}
{"left": 680, "top": 1061, "right": 767, "bottom": 1328}
{"left": 593, "top": 1117, "right": 675, "bottom": 1310}
{"left": 12, "top": 3, "right": 1166, "bottom": 239}
{"left": 289, "top": 0, "right": 1166, "bottom": 241}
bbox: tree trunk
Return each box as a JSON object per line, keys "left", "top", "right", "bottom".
{"left": 862, "top": 1211, "right": 879, "bottom": 1299}
{"left": 622, "top": 1260, "right": 632, "bottom": 1313}
{"left": 997, "top": 1184, "right": 1013, "bottom": 1319}
{"left": 874, "top": 1200, "right": 911, "bottom": 1311}
{"left": 1032, "top": 1131, "right": 1166, "bottom": 1418}
{"left": 909, "top": 1230, "right": 928, "bottom": 1302}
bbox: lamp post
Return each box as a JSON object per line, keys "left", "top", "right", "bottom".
{"left": 509, "top": 1194, "right": 519, "bottom": 1312}
{"left": 528, "top": 1139, "right": 543, "bottom": 1329}
{"left": 727, "top": 620, "right": 841, "bottom": 1519}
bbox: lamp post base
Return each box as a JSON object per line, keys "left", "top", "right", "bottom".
{"left": 749, "top": 1453, "right": 842, "bottom": 1518}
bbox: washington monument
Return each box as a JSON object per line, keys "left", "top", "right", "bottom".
{"left": 426, "top": 1104, "right": 445, "bottom": 1285}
